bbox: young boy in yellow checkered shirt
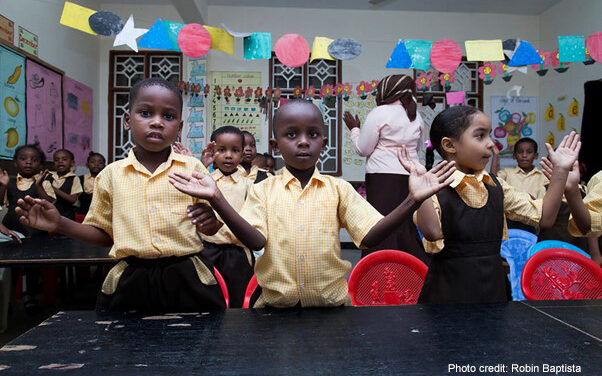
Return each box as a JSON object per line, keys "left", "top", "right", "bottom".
{"left": 169, "top": 99, "right": 457, "bottom": 308}
{"left": 16, "top": 78, "right": 226, "bottom": 313}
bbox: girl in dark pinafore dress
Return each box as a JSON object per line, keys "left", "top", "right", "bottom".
{"left": 401, "top": 106, "right": 581, "bottom": 304}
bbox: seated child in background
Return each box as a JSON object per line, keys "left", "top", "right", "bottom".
{"left": 492, "top": 137, "right": 547, "bottom": 233}
{"left": 201, "top": 126, "right": 254, "bottom": 308}
{"left": 240, "top": 131, "right": 262, "bottom": 182}
{"left": 77, "top": 152, "right": 106, "bottom": 216}
{"left": 264, "top": 153, "right": 276, "bottom": 174}
{"left": 414, "top": 106, "right": 579, "bottom": 304}
{"left": 169, "top": 99, "right": 457, "bottom": 308}
{"left": 0, "top": 144, "right": 55, "bottom": 237}
{"left": 46, "top": 149, "right": 82, "bottom": 220}
{"left": 251, "top": 154, "right": 273, "bottom": 184}
{"left": 16, "top": 78, "right": 226, "bottom": 313}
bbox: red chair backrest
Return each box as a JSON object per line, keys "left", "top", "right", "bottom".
{"left": 213, "top": 267, "right": 229, "bottom": 308}
{"left": 348, "top": 250, "right": 428, "bottom": 306}
{"left": 74, "top": 214, "right": 86, "bottom": 223}
{"left": 242, "top": 275, "right": 258, "bottom": 308}
{"left": 522, "top": 248, "right": 602, "bottom": 300}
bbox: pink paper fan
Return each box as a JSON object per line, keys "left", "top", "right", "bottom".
{"left": 178, "top": 24, "right": 211, "bottom": 58}
{"left": 430, "top": 40, "right": 462, "bottom": 73}
{"left": 275, "top": 34, "right": 310, "bottom": 68}
{"left": 586, "top": 32, "right": 602, "bottom": 62}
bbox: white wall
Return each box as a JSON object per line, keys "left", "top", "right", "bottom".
{"left": 0, "top": 0, "right": 101, "bottom": 162}
{"left": 207, "top": 5, "right": 541, "bottom": 178}
{"left": 538, "top": 0, "right": 602, "bottom": 158}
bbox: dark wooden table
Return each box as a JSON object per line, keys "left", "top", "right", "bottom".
{"left": 0, "top": 300, "right": 600, "bottom": 375}
{"left": 0, "top": 236, "right": 112, "bottom": 266}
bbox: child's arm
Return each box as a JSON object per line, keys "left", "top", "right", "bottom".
{"left": 15, "top": 196, "right": 113, "bottom": 246}
{"left": 490, "top": 145, "right": 501, "bottom": 176}
{"left": 169, "top": 171, "right": 266, "bottom": 251}
{"left": 360, "top": 146, "right": 455, "bottom": 247}
{"left": 587, "top": 236, "right": 602, "bottom": 266}
{"left": 537, "top": 132, "right": 581, "bottom": 229}
{"left": 186, "top": 202, "right": 223, "bottom": 236}
{"left": 0, "top": 222, "right": 22, "bottom": 244}
{"left": 0, "top": 168, "right": 8, "bottom": 204}
{"left": 34, "top": 170, "right": 55, "bottom": 202}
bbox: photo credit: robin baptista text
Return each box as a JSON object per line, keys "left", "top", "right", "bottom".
{"left": 448, "top": 363, "right": 581, "bottom": 373}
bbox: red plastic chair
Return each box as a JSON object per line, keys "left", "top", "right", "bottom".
{"left": 213, "top": 267, "right": 229, "bottom": 308}
{"left": 348, "top": 250, "right": 428, "bottom": 306}
{"left": 242, "top": 275, "right": 258, "bottom": 308}
{"left": 74, "top": 214, "right": 86, "bottom": 223}
{"left": 521, "top": 248, "right": 602, "bottom": 300}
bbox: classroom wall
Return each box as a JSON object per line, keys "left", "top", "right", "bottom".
{"left": 0, "top": 0, "right": 101, "bottom": 162}
{"left": 207, "top": 5, "right": 541, "bottom": 179}
{"left": 538, "top": 0, "right": 602, "bottom": 163}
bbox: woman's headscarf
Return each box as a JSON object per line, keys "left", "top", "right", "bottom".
{"left": 375, "top": 74, "right": 418, "bottom": 121}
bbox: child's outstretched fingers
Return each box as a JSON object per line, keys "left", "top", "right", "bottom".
{"left": 434, "top": 161, "right": 456, "bottom": 182}
{"left": 540, "top": 157, "right": 553, "bottom": 180}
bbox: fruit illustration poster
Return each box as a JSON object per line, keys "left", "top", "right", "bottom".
{"left": 490, "top": 96, "right": 538, "bottom": 158}
{"left": 26, "top": 59, "right": 63, "bottom": 159}
{"left": 0, "top": 45, "right": 26, "bottom": 159}
{"left": 63, "top": 76, "right": 93, "bottom": 165}
{"left": 209, "top": 71, "right": 263, "bottom": 144}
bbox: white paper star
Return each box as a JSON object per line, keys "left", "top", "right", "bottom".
{"left": 113, "top": 15, "right": 148, "bottom": 52}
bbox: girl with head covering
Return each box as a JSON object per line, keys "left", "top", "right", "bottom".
{"left": 344, "top": 74, "right": 428, "bottom": 262}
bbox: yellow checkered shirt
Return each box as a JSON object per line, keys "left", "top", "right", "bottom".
{"left": 569, "top": 170, "right": 602, "bottom": 237}
{"left": 238, "top": 167, "right": 383, "bottom": 308}
{"left": 419, "top": 169, "right": 543, "bottom": 253}
{"left": 49, "top": 171, "right": 83, "bottom": 195}
{"left": 497, "top": 166, "right": 548, "bottom": 200}
{"left": 82, "top": 173, "right": 96, "bottom": 194}
{"left": 83, "top": 148, "right": 209, "bottom": 259}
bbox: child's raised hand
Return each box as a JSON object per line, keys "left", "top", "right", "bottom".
{"left": 343, "top": 111, "right": 361, "bottom": 131}
{"left": 173, "top": 141, "right": 193, "bottom": 157}
{"left": 546, "top": 131, "right": 581, "bottom": 171}
{"left": 169, "top": 171, "right": 218, "bottom": 200}
{"left": 15, "top": 195, "right": 60, "bottom": 232}
{"left": 398, "top": 146, "right": 456, "bottom": 203}
{"left": 0, "top": 168, "right": 9, "bottom": 187}
{"left": 201, "top": 141, "right": 216, "bottom": 168}
{"left": 34, "top": 169, "right": 49, "bottom": 186}
{"left": 540, "top": 157, "right": 553, "bottom": 180}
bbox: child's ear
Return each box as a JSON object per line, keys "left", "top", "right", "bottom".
{"left": 123, "top": 112, "right": 131, "bottom": 131}
{"left": 269, "top": 138, "right": 279, "bottom": 154}
{"left": 440, "top": 137, "right": 456, "bottom": 156}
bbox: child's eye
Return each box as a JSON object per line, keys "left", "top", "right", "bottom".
{"left": 140, "top": 110, "right": 151, "bottom": 117}
{"left": 310, "top": 131, "right": 319, "bottom": 138}
{"left": 164, "top": 114, "right": 175, "bottom": 121}
{"left": 287, "top": 132, "right": 296, "bottom": 138}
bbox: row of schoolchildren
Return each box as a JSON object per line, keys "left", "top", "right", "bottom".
{"left": 9, "top": 78, "right": 601, "bottom": 313}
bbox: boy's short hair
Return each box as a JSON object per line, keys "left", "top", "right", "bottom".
{"left": 263, "top": 153, "right": 275, "bottom": 161}
{"left": 54, "top": 149, "right": 75, "bottom": 160}
{"left": 513, "top": 137, "right": 538, "bottom": 153}
{"left": 210, "top": 126, "right": 244, "bottom": 148}
{"left": 272, "top": 99, "right": 323, "bottom": 137}
{"left": 13, "top": 143, "right": 45, "bottom": 163}
{"left": 242, "top": 130, "right": 255, "bottom": 141}
{"left": 129, "top": 77, "right": 183, "bottom": 113}
{"left": 87, "top": 151, "right": 106, "bottom": 163}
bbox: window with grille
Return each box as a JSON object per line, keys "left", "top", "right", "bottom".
{"left": 108, "top": 51, "right": 182, "bottom": 161}
{"left": 269, "top": 54, "right": 342, "bottom": 175}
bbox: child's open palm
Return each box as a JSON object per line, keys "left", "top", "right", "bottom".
{"left": 15, "top": 196, "right": 60, "bottom": 232}
{"left": 546, "top": 131, "right": 581, "bottom": 171}
{"left": 169, "top": 171, "right": 218, "bottom": 200}
{"left": 541, "top": 157, "right": 580, "bottom": 192}
{"left": 201, "top": 142, "right": 216, "bottom": 168}
{"left": 0, "top": 169, "right": 9, "bottom": 186}
{"left": 397, "top": 146, "right": 456, "bottom": 203}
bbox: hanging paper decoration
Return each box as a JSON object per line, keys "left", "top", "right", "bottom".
{"left": 220, "top": 23, "right": 252, "bottom": 38}
{"left": 558, "top": 36, "right": 585, "bottom": 62}
{"left": 112, "top": 15, "right": 147, "bottom": 52}
{"left": 274, "top": 34, "right": 310, "bottom": 68}
{"left": 335, "top": 84, "right": 344, "bottom": 99}
{"left": 416, "top": 72, "right": 431, "bottom": 91}
{"left": 254, "top": 87, "right": 263, "bottom": 102}
{"left": 405, "top": 39, "right": 433, "bottom": 70}
{"left": 138, "top": 20, "right": 173, "bottom": 50}
{"left": 265, "top": 87, "right": 272, "bottom": 100}
{"left": 465, "top": 40, "right": 504, "bottom": 61}
{"left": 204, "top": 26, "right": 234, "bottom": 55}
{"left": 546, "top": 132, "right": 555, "bottom": 148}
{"left": 177, "top": 23, "right": 211, "bottom": 58}
{"left": 244, "top": 32, "right": 272, "bottom": 60}
{"left": 204, "top": 84, "right": 210, "bottom": 97}
{"left": 162, "top": 21, "right": 186, "bottom": 51}
{"left": 438, "top": 72, "right": 455, "bottom": 89}
{"left": 342, "top": 83, "right": 352, "bottom": 101}
{"left": 508, "top": 40, "right": 543, "bottom": 66}
{"left": 532, "top": 50, "right": 551, "bottom": 76}
{"left": 551, "top": 49, "right": 570, "bottom": 73}
{"left": 310, "top": 37, "right": 335, "bottom": 62}
{"left": 386, "top": 39, "right": 412, "bottom": 69}
{"left": 545, "top": 103, "right": 555, "bottom": 121}
{"left": 244, "top": 87, "right": 253, "bottom": 102}
{"left": 356, "top": 81, "right": 371, "bottom": 99}
{"left": 478, "top": 62, "right": 497, "bottom": 85}
{"left": 503, "top": 38, "right": 527, "bottom": 74}
{"left": 214, "top": 85, "right": 222, "bottom": 100}
{"left": 586, "top": 32, "right": 602, "bottom": 62}
{"left": 305, "top": 86, "right": 316, "bottom": 98}
{"left": 584, "top": 48, "right": 595, "bottom": 65}
{"left": 60, "top": 1, "right": 97, "bottom": 35}
{"left": 223, "top": 86, "right": 231, "bottom": 102}
{"left": 328, "top": 38, "right": 362, "bottom": 60}
{"left": 557, "top": 113, "right": 566, "bottom": 131}
{"left": 431, "top": 40, "right": 462, "bottom": 73}
{"left": 273, "top": 88, "right": 282, "bottom": 104}
{"left": 446, "top": 91, "right": 466, "bottom": 105}
{"left": 293, "top": 86, "right": 302, "bottom": 98}
{"left": 88, "top": 11, "right": 124, "bottom": 36}
{"left": 320, "top": 84, "right": 334, "bottom": 99}
{"left": 234, "top": 87, "right": 244, "bottom": 102}
{"left": 569, "top": 98, "right": 579, "bottom": 117}
{"left": 497, "top": 62, "right": 512, "bottom": 82}
{"left": 370, "top": 80, "right": 379, "bottom": 96}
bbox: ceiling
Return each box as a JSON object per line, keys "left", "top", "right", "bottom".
{"left": 100, "top": 0, "right": 562, "bottom": 15}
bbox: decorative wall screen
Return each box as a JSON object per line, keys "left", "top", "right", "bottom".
{"left": 269, "top": 55, "right": 342, "bottom": 175}
{"left": 109, "top": 51, "right": 182, "bottom": 161}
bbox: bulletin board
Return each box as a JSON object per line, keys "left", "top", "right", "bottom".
{"left": 0, "top": 44, "right": 26, "bottom": 159}
{"left": 182, "top": 57, "right": 207, "bottom": 158}
{"left": 490, "top": 96, "right": 538, "bottom": 158}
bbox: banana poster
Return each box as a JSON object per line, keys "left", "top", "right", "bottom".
{"left": 26, "top": 59, "right": 63, "bottom": 160}
{"left": 490, "top": 96, "right": 538, "bottom": 158}
{"left": 0, "top": 45, "right": 26, "bottom": 159}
